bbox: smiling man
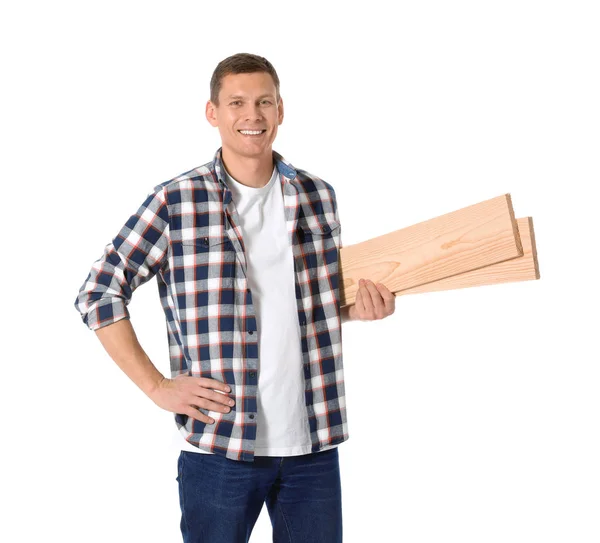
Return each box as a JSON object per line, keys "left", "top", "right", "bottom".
{"left": 207, "top": 70, "right": 282, "bottom": 187}
{"left": 75, "top": 53, "right": 395, "bottom": 542}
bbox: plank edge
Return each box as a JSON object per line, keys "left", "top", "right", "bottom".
{"left": 505, "top": 193, "right": 524, "bottom": 258}
{"left": 527, "top": 216, "right": 541, "bottom": 279}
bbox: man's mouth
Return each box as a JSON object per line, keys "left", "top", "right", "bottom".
{"left": 238, "top": 129, "right": 267, "bottom": 137}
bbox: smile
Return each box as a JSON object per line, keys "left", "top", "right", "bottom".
{"left": 238, "top": 130, "right": 266, "bottom": 136}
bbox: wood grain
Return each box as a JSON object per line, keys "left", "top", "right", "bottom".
{"left": 339, "top": 194, "right": 523, "bottom": 307}
{"left": 395, "top": 217, "right": 539, "bottom": 296}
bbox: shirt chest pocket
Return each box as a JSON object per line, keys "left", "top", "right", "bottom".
{"left": 297, "top": 217, "right": 341, "bottom": 272}
{"left": 171, "top": 232, "right": 237, "bottom": 289}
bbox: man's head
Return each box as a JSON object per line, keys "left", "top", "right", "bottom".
{"left": 209, "top": 53, "right": 281, "bottom": 106}
{"left": 206, "top": 53, "right": 284, "bottom": 161}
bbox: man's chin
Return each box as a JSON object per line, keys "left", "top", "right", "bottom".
{"left": 226, "top": 143, "right": 273, "bottom": 159}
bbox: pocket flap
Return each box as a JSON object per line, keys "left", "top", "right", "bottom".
{"left": 181, "top": 235, "right": 229, "bottom": 248}
{"left": 298, "top": 218, "right": 340, "bottom": 235}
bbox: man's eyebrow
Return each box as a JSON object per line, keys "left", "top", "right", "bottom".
{"left": 226, "top": 94, "right": 276, "bottom": 100}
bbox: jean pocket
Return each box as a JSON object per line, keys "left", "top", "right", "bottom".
{"left": 176, "top": 451, "right": 183, "bottom": 482}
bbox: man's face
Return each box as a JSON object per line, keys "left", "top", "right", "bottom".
{"left": 206, "top": 72, "right": 284, "bottom": 160}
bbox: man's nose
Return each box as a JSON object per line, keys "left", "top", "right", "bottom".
{"left": 244, "top": 104, "right": 263, "bottom": 120}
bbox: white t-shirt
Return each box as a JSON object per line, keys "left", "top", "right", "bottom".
{"left": 175, "top": 164, "right": 337, "bottom": 456}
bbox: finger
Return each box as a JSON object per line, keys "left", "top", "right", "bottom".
{"left": 198, "top": 377, "right": 231, "bottom": 393}
{"left": 355, "top": 281, "right": 366, "bottom": 313}
{"left": 375, "top": 282, "right": 396, "bottom": 313}
{"left": 192, "top": 396, "right": 233, "bottom": 414}
{"left": 357, "top": 281, "right": 375, "bottom": 320}
{"left": 195, "top": 386, "right": 235, "bottom": 407}
{"left": 185, "top": 407, "right": 215, "bottom": 425}
{"left": 364, "top": 280, "right": 385, "bottom": 315}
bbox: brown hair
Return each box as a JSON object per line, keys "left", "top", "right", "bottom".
{"left": 210, "top": 53, "right": 281, "bottom": 106}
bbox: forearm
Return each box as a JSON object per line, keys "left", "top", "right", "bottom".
{"left": 94, "top": 318, "right": 165, "bottom": 399}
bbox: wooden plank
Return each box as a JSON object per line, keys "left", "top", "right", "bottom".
{"left": 396, "top": 217, "right": 539, "bottom": 296}
{"left": 339, "top": 194, "right": 523, "bottom": 307}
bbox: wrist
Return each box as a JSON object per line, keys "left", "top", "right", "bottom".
{"left": 341, "top": 305, "right": 354, "bottom": 324}
{"left": 145, "top": 373, "right": 167, "bottom": 400}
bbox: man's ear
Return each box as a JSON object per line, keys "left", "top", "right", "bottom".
{"left": 278, "top": 97, "right": 284, "bottom": 125}
{"left": 206, "top": 100, "right": 219, "bottom": 127}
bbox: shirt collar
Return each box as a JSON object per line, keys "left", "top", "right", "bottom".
{"left": 211, "top": 146, "right": 297, "bottom": 187}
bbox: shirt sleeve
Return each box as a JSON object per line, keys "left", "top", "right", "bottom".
{"left": 74, "top": 184, "right": 170, "bottom": 331}
{"left": 332, "top": 186, "right": 343, "bottom": 250}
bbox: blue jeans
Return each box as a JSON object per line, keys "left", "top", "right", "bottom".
{"left": 176, "top": 447, "right": 343, "bottom": 542}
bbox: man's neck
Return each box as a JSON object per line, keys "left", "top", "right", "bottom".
{"left": 221, "top": 146, "right": 275, "bottom": 189}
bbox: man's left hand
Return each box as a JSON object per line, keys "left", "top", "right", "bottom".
{"left": 347, "top": 279, "right": 396, "bottom": 322}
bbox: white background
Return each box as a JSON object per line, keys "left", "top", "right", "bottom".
{"left": 2, "top": 1, "right": 599, "bottom": 541}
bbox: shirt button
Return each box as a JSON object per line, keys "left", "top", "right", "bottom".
{"left": 300, "top": 319, "right": 306, "bottom": 326}
{"left": 249, "top": 371, "right": 256, "bottom": 378}
{"left": 248, "top": 330, "right": 254, "bottom": 335}
{"left": 249, "top": 414, "right": 255, "bottom": 420}
{"left": 202, "top": 237, "right": 209, "bottom": 246}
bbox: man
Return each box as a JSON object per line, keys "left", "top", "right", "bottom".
{"left": 75, "top": 53, "right": 395, "bottom": 542}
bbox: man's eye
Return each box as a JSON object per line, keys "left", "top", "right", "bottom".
{"left": 230, "top": 101, "right": 241, "bottom": 106}
{"left": 261, "top": 100, "right": 272, "bottom": 105}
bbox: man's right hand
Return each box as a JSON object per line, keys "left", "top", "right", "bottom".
{"left": 150, "top": 375, "right": 235, "bottom": 425}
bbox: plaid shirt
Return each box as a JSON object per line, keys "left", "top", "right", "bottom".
{"left": 75, "top": 147, "right": 348, "bottom": 462}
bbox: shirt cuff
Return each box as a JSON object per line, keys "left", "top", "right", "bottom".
{"left": 83, "top": 297, "right": 131, "bottom": 331}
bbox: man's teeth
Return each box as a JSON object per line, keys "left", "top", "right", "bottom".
{"left": 239, "top": 130, "right": 264, "bottom": 135}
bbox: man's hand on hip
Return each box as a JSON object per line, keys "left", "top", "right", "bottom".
{"left": 150, "top": 375, "right": 236, "bottom": 425}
